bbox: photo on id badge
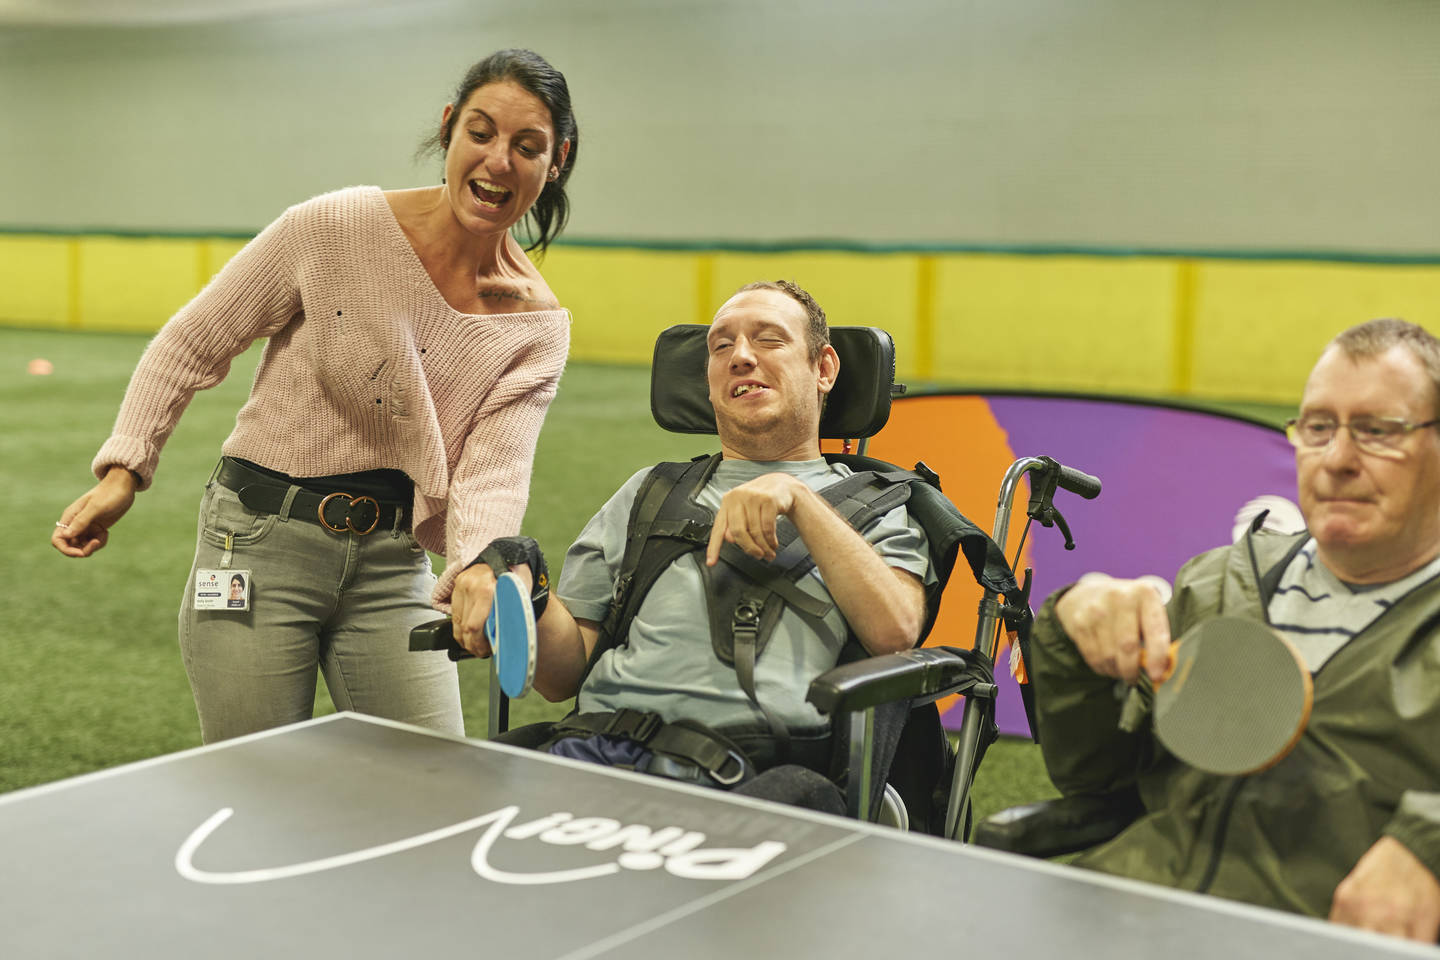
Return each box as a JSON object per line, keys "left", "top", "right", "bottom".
{"left": 195, "top": 569, "right": 251, "bottom": 611}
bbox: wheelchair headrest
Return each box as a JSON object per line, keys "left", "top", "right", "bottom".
{"left": 649, "top": 324, "right": 897, "bottom": 439}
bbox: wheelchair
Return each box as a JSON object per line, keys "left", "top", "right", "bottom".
{"left": 485, "top": 323, "right": 1101, "bottom": 839}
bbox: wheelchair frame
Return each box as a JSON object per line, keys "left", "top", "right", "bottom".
{"left": 432, "top": 322, "right": 1101, "bottom": 839}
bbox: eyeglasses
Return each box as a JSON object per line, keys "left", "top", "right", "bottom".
{"left": 1284, "top": 415, "right": 1440, "bottom": 458}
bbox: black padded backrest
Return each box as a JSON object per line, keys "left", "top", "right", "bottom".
{"left": 649, "top": 324, "right": 896, "bottom": 439}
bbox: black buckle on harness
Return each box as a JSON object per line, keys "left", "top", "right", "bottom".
{"left": 603, "top": 709, "right": 662, "bottom": 743}
{"left": 732, "top": 599, "right": 762, "bottom": 642}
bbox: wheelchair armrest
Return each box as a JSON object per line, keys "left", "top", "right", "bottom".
{"left": 970, "top": 787, "right": 1144, "bottom": 858}
{"left": 806, "top": 647, "right": 993, "bottom": 716}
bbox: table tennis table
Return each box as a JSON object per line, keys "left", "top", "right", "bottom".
{"left": 1, "top": 712, "right": 1433, "bottom": 958}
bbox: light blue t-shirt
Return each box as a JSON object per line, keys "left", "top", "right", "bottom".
{"left": 557, "top": 458, "right": 932, "bottom": 732}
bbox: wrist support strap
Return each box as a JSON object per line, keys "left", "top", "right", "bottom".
{"left": 467, "top": 536, "right": 550, "bottom": 619}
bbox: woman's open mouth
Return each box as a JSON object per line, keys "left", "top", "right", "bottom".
{"left": 469, "top": 179, "right": 512, "bottom": 209}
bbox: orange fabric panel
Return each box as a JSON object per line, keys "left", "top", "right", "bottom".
{"left": 830, "top": 395, "right": 1033, "bottom": 713}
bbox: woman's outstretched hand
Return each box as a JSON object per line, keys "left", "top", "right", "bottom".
{"left": 52, "top": 466, "right": 138, "bottom": 558}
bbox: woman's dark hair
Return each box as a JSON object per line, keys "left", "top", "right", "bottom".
{"left": 418, "top": 49, "right": 578, "bottom": 255}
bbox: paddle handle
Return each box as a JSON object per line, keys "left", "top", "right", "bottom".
{"left": 1136, "top": 641, "right": 1183, "bottom": 686}
{"left": 1115, "top": 642, "right": 1179, "bottom": 734}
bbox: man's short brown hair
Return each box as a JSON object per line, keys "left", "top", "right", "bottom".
{"left": 736, "top": 280, "right": 830, "bottom": 362}
{"left": 1330, "top": 318, "right": 1440, "bottom": 416}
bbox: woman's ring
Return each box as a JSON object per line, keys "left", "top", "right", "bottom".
{"left": 55, "top": 521, "right": 68, "bottom": 528}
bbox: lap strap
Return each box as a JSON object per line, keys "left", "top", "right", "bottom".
{"left": 548, "top": 710, "right": 751, "bottom": 786}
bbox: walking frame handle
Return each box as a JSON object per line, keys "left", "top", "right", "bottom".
{"left": 1053, "top": 459, "right": 1102, "bottom": 500}
{"left": 945, "top": 454, "right": 1102, "bottom": 841}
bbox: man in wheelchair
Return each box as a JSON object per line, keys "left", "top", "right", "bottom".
{"left": 451, "top": 280, "right": 934, "bottom": 813}
{"left": 1027, "top": 318, "right": 1440, "bottom": 943}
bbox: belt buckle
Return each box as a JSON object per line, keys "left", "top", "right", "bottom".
{"left": 605, "top": 709, "right": 661, "bottom": 743}
{"left": 318, "top": 492, "right": 380, "bottom": 536}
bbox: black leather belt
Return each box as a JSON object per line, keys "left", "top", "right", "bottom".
{"left": 216, "top": 458, "right": 409, "bottom": 536}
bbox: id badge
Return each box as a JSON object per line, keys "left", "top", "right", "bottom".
{"left": 195, "top": 569, "right": 252, "bottom": 611}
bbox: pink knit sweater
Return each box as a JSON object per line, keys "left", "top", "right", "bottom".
{"left": 93, "top": 186, "right": 571, "bottom": 607}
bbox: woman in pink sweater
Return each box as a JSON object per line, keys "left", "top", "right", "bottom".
{"left": 51, "top": 49, "right": 577, "bottom": 743}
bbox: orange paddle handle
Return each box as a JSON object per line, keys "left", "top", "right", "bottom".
{"left": 1139, "top": 641, "right": 1182, "bottom": 686}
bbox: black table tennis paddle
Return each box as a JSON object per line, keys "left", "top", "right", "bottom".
{"left": 1124, "top": 616, "right": 1313, "bottom": 776}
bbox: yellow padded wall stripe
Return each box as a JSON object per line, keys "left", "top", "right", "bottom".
{"left": 539, "top": 246, "right": 698, "bottom": 364}
{"left": 694, "top": 254, "right": 715, "bottom": 327}
{"left": 77, "top": 236, "right": 210, "bottom": 333}
{"left": 1189, "top": 261, "right": 1440, "bottom": 402}
{"left": 915, "top": 255, "right": 937, "bottom": 381}
{"left": 7, "top": 231, "right": 1440, "bottom": 403}
{"left": 931, "top": 254, "right": 1178, "bottom": 394}
{"left": 68, "top": 239, "right": 82, "bottom": 329}
{"left": 0, "top": 236, "right": 72, "bottom": 329}
{"left": 1171, "top": 260, "right": 1198, "bottom": 395}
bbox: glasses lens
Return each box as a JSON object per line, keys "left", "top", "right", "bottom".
{"left": 1291, "top": 417, "right": 1336, "bottom": 447}
{"left": 1350, "top": 417, "right": 1409, "bottom": 453}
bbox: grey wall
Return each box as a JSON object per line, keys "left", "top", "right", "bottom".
{"left": 3, "top": 0, "right": 1438, "bottom": 253}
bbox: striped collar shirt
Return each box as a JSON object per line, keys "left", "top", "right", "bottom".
{"left": 1267, "top": 538, "right": 1440, "bottom": 671}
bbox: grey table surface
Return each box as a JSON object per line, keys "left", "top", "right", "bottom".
{"left": 1, "top": 712, "right": 1433, "bottom": 958}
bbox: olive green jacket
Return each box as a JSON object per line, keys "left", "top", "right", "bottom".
{"left": 1031, "top": 527, "right": 1440, "bottom": 917}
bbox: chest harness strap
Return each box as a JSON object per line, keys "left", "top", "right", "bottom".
{"left": 588, "top": 453, "right": 918, "bottom": 754}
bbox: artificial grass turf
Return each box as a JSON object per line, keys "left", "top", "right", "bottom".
{"left": 1, "top": 327, "right": 713, "bottom": 790}
{"left": 20, "top": 325, "right": 1314, "bottom": 823}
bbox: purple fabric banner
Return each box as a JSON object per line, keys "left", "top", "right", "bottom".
{"left": 861, "top": 393, "right": 1298, "bottom": 735}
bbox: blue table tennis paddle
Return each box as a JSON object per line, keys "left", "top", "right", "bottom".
{"left": 407, "top": 571, "right": 536, "bottom": 699}
{"left": 489, "top": 571, "right": 536, "bottom": 699}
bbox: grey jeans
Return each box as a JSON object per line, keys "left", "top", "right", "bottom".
{"left": 178, "top": 469, "right": 463, "bottom": 743}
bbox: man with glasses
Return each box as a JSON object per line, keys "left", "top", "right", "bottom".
{"left": 1027, "top": 318, "right": 1440, "bottom": 943}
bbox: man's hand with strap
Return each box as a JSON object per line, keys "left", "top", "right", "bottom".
{"left": 705, "top": 472, "right": 802, "bottom": 566}
{"left": 450, "top": 535, "right": 594, "bottom": 701}
{"left": 451, "top": 565, "right": 506, "bottom": 658}
{"left": 706, "top": 472, "right": 923, "bottom": 656}
{"left": 451, "top": 537, "right": 548, "bottom": 659}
